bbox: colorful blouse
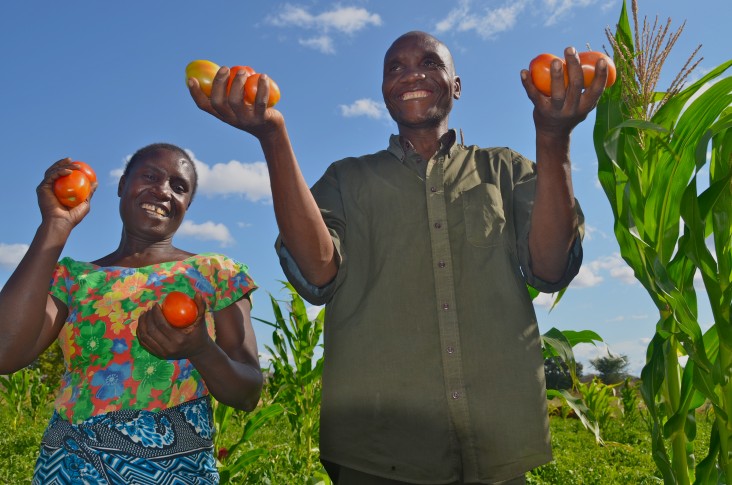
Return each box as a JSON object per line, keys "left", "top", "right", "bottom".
{"left": 48, "top": 253, "right": 257, "bottom": 424}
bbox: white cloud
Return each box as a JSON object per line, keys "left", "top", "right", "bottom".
{"left": 533, "top": 292, "right": 558, "bottom": 308}
{"left": 268, "top": 5, "right": 381, "bottom": 53}
{"left": 0, "top": 243, "right": 29, "bottom": 269}
{"left": 340, "top": 98, "right": 389, "bottom": 119}
{"left": 177, "top": 220, "right": 234, "bottom": 247}
{"left": 270, "top": 5, "right": 381, "bottom": 33}
{"left": 570, "top": 264, "right": 604, "bottom": 288}
{"left": 436, "top": 0, "right": 608, "bottom": 39}
{"left": 113, "top": 150, "right": 271, "bottom": 203}
{"left": 541, "top": 0, "right": 599, "bottom": 26}
{"left": 588, "top": 253, "right": 637, "bottom": 285}
{"left": 299, "top": 35, "right": 335, "bottom": 54}
{"left": 437, "top": 0, "right": 527, "bottom": 39}
{"left": 193, "top": 158, "right": 271, "bottom": 202}
{"left": 306, "top": 304, "right": 324, "bottom": 321}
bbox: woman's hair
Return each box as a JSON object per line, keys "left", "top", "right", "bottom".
{"left": 123, "top": 143, "right": 199, "bottom": 202}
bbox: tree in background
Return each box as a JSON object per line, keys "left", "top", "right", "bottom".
{"left": 544, "top": 358, "right": 584, "bottom": 390}
{"left": 590, "top": 352, "right": 629, "bottom": 384}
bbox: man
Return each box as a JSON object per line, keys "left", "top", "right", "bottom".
{"left": 189, "top": 30, "right": 608, "bottom": 485}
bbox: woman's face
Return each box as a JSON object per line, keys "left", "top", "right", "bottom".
{"left": 117, "top": 149, "right": 197, "bottom": 241}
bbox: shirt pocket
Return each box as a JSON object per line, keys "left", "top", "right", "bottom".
{"left": 461, "top": 183, "right": 506, "bottom": 247}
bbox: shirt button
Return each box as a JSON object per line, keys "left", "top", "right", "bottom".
{"left": 434, "top": 222, "right": 442, "bottom": 229}
{"left": 442, "top": 303, "right": 449, "bottom": 310}
{"left": 438, "top": 260, "right": 446, "bottom": 268}
{"left": 430, "top": 186, "right": 437, "bottom": 192}
{"left": 452, "top": 391, "right": 460, "bottom": 400}
{"left": 446, "top": 346, "right": 455, "bottom": 354}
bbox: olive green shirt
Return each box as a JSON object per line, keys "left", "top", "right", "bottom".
{"left": 277, "top": 131, "right": 583, "bottom": 483}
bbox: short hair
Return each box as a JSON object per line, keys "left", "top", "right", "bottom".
{"left": 123, "top": 143, "right": 199, "bottom": 203}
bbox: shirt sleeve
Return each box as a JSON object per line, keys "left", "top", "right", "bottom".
{"left": 49, "top": 258, "right": 73, "bottom": 305}
{"left": 511, "top": 151, "right": 585, "bottom": 293}
{"left": 203, "top": 255, "right": 258, "bottom": 311}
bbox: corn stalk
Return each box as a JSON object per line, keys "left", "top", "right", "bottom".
{"left": 594, "top": 1, "right": 732, "bottom": 483}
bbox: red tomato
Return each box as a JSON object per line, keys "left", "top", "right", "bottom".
{"left": 72, "top": 161, "right": 97, "bottom": 185}
{"left": 53, "top": 167, "right": 92, "bottom": 208}
{"left": 226, "top": 65, "right": 256, "bottom": 95}
{"left": 578, "top": 51, "right": 617, "bottom": 89}
{"left": 243, "top": 73, "right": 281, "bottom": 107}
{"left": 185, "top": 60, "right": 221, "bottom": 97}
{"left": 161, "top": 291, "right": 198, "bottom": 328}
{"left": 529, "top": 53, "right": 567, "bottom": 96}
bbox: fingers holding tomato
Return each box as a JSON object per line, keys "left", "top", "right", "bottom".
{"left": 137, "top": 292, "right": 210, "bottom": 360}
{"left": 37, "top": 159, "right": 97, "bottom": 224}
{"left": 186, "top": 59, "right": 281, "bottom": 107}
{"left": 527, "top": 49, "right": 616, "bottom": 98}
{"left": 528, "top": 53, "right": 568, "bottom": 97}
{"left": 243, "top": 73, "right": 281, "bottom": 108}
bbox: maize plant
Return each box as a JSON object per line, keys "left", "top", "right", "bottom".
{"left": 594, "top": 1, "right": 732, "bottom": 482}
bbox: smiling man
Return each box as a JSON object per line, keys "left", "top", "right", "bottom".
{"left": 190, "top": 29, "right": 610, "bottom": 485}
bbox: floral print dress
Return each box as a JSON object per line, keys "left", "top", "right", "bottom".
{"left": 33, "top": 253, "right": 257, "bottom": 485}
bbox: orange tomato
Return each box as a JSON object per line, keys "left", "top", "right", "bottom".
{"left": 226, "top": 65, "right": 256, "bottom": 95}
{"left": 161, "top": 291, "right": 198, "bottom": 328}
{"left": 72, "top": 161, "right": 97, "bottom": 185}
{"left": 185, "top": 60, "right": 221, "bottom": 97}
{"left": 529, "top": 53, "right": 567, "bottom": 96}
{"left": 578, "top": 51, "right": 616, "bottom": 89}
{"left": 53, "top": 161, "right": 94, "bottom": 208}
{"left": 243, "top": 73, "right": 281, "bottom": 107}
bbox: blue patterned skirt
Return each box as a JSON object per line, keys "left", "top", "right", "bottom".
{"left": 33, "top": 396, "right": 219, "bottom": 484}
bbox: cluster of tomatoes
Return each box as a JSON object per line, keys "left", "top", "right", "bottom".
{"left": 529, "top": 51, "right": 616, "bottom": 97}
{"left": 186, "top": 60, "right": 281, "bottom": 108}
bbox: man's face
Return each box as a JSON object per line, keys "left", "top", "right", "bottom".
{"left": 382, "top": 32, "right": 461, "bottom": 130}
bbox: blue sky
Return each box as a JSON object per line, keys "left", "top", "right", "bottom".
{"left": 0, "top": 0, "right": 728, "bottom": 377}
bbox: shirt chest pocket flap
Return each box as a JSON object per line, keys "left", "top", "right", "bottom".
{"left": 461, "top": 183, "right": 506, "bottom": 247}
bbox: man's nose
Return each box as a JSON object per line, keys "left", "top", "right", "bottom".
{"left": 404, "top": 67, "right": 426, "bottom": 80}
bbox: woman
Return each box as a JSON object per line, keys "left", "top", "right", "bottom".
{"left": 0, "top": 143, "right": 263, "bottom": 484}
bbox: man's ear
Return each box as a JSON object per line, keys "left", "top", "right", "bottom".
{"left": 453, "top": 76, "right": 462, "bottom": 100}
{"left": 117, "top": 176, "right": 125, "bottom": 197}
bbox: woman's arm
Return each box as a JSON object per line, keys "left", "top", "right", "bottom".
{"left": 0, "top": 159, "right": 94, "bottom": 373}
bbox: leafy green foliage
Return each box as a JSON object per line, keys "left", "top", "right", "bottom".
{"left": 0, "top": 368, "right": 51, "bottom": 428}
{"left": 594, "top": 1, "right": 732, "bottom": 482}
{"left": 252, "top": 282, "right": 330, "bottom": 483}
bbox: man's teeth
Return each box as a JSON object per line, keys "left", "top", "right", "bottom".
{"left": 141, "top": 203, "right": 168, "bottom": 216}
{"left": 402, "top": 90, "right": 429, "bottom": 100}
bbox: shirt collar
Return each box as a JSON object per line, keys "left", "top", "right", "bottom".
{"left": 387, "top": 129, "right": 459, "bottom": 161}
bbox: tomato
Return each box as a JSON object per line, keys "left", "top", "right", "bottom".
{"left": 226, "top": 65, "right": 256, "bottom": 95}
{"left": 72, "top": 161, "right": 97, "bottom": 185}
{"left": 53, "top": 163, "right": 93, "bottom": 208}
{"left": 529, "top": 53, "right": 567, "bottom": 96}
{"left": 185, "top": 60, "right": 221, "bottom": 97}
{"left": 578, "top": 51, "right": 617, "bottom": 89}
{"left": 161, "top": 291, "right": 198, "bottom": 328}
{"left": 243, "top": 73, "right": 281, "bottom": 107}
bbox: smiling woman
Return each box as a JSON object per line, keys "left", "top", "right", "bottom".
{"left": 0, "top": 143, "right": 264, "bottom": 484}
